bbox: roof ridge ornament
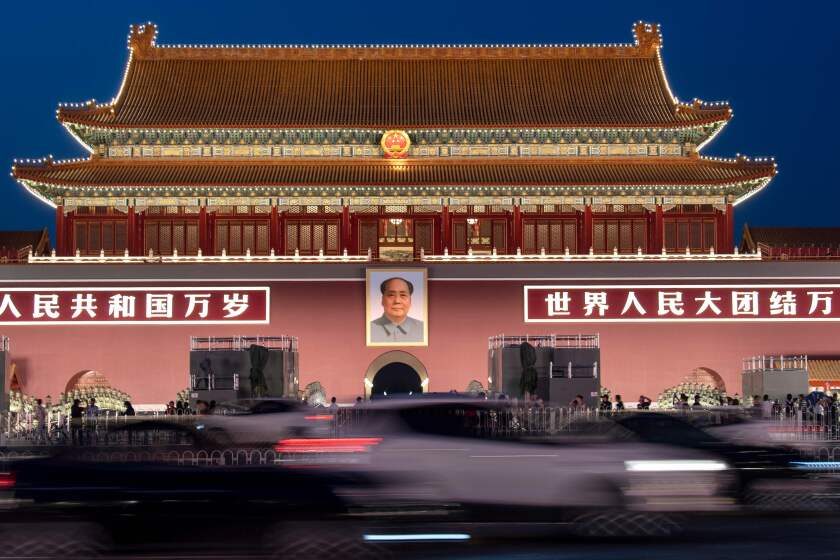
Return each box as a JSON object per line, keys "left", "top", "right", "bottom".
{"left": 129, "top": 23, "right": 157, "bottom": 56}
{"left": 633, "top": 21, "right": 662, "bottom": 55}
{"left": 121, "top": 22, "right": 662, "bottom": 60}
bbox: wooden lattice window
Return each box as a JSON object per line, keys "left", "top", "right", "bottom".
{"left": 74, "top": 219, "right": 128, "bottom": 255}
{"left": 144, "top": 220, "right": 198, "bottom": 255}
{"left": 664, "top": 218, "right": 716, "bottom": 252}
{"left": 215, "top": 220, "right": 270, "bottom": 255}
{"left": 286, "top": 219, "right": 339, "bottom": 255}
{"left": 358, "top": 221, "right": 378, "bottom": 257}
{"left": 414, "top": 219, "right": 434, "bottom": 257}
{"left": 523, "top": 219, "right": 576, "bottom": 254}
{"left": 593, "top": 219, "right": 646, "bottom": 254}
{"left": 451, "top": 218, "right": 505, "bottom": 254}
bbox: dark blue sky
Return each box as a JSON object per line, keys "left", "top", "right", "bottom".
{"left": 2, "top": 1, "right": 838, "bottom": 240}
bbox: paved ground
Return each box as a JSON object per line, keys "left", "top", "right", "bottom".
{"left": 56, "top": 515, "right": 837, "bottom": 559}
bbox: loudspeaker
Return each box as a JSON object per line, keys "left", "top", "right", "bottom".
{"left": 188, "top": 348, "right": 295, "bottom": 403}
{"left": 0, "top": 348, "right": 9, "bottom": 412}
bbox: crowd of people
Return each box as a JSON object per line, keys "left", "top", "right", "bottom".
{"left": 572, "top": 393, "right": 650, "bottom": 411}
{"left": 164, "top": 399, "right": 220, "bottom": 415}
{"left": 755, "top": 392, "right": 840, "bottom": 422}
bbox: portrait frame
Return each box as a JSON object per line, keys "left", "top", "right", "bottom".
{"left": 366, "top": 268, "right": 429, "bottom": 347}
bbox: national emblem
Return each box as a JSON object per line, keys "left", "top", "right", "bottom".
{"left": 380, "top": 130, "right": 411, "bottom": 159}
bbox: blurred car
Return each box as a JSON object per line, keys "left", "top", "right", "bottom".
{"left": 0, "top": 446, "right": 355, "bottom": 557}
{"left": 612, "top": 413, "right": 840, "bottom": 512}
{"left": 195, "top": 398, "right": 333, "bottom": 447}
{"left": 273, "top": 400, "right": 741, "bottom": 535}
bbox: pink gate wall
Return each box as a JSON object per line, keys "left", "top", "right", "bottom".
{"left": 3, "top": 280, "right": 839, "bottom": 403}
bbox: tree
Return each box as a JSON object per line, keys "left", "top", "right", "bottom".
{"left": 519, "top": 342, "right": 538, "bottom": 399}
{"left": 248, "top": 344, "right": 269, "bottom": 398}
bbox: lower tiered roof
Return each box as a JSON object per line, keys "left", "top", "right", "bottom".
{"left": 13, "top": 156, "right": 775, "bottom": 204}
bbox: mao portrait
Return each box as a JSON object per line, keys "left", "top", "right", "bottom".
{"left": 366, "top": 269, "right": 428, "bottom": 346}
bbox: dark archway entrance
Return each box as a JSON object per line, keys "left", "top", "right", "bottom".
{"left": 371, "top": 362, "right": 423, "bottom": 397}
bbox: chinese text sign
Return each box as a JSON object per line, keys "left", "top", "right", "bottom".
{"left": 525, "top": 285, "right": 840, "bottom": 322}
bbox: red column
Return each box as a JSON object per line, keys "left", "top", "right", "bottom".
{"left": 434, "top": 215, "right": 442, "bottom": 254}
{"left": 654, "top": 204, "right": 664, "bottom": 253}
{"left": 340, "top": 204, "right": 351, "bottom": 254}
{"left": 269, "top": 205, "right": 280, "bottom": 255}
{"left": 583, "top": 203, "right": 593, "bottom": 252}
{"left": 645, "top": 208, "right": 655, "bottom": 253}
{"left": 66, "top": 211, "right": 75, "bottom": 255}
{"left": 136, "top": 211, "right": 145, "bottom": 255}
{"left": 279, "top": 211, "right": 286, "bottom": 255}
{"left": 55, "top": 206, "right": 65, "bottom": 256}
{"left": 714, "top": 208, "right": 725, "bottom": 254}
{"left": 207, "top": 211, "right": 215, "bottom": 255}
{"left": 513, "top": 204, "right": 522, "bottom": 252}
{"left": 725, "top": 202, "right": 734, "bottom": 253}
{"left": 442, "top": 204, "right": 451, "bottom": 252}
{"left": 126, "top": 206, "right": 136, "bottom": 255}
{"left": 199, "top": 206, "right": 208, "bottom": 255}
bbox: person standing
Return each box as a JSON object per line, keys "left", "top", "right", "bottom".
{"left": 34, "top": 399, "right": 47, "bottom": 444}
{"left": 784, "top": 394, "right": 794, "bottom": 417}
{"left": 86, "top": 398, "right": 99, "bottom": 418}
{"left": 614, "top": 395, "right": 625, "bottom": 412}
{"left": 761, "top": 394, "right": 773, "bottom": 419}
{"left": 124, "top": 401, "right": 136, "bottom": 416}
{"left": 599, "top": 394, "right": 612, "bottom": 412}
{"left": 85, "top": 398, "right": 100, "bottom": 444}
{"left": 70, "top": 398, "right": 83, "bottom": 445}
{"left": 329, "top": 397, "right": 339, "bottom": 412}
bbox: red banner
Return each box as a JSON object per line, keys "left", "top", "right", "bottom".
{"left": 525, "top": 284, "right": 840, "bottom": 322}
{"left": 0, "top": 287, "right": 269, "bottom": 325}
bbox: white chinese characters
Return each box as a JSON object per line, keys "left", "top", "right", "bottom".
{"left": 528, "top": 286, "right": 840, "bottom": 321}
{"left": 0, "top": 289, "right": 264, "bottom": 323}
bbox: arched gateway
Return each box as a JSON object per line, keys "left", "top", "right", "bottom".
{"left": 364, "top": 351, "right": 429, "bottom": 398}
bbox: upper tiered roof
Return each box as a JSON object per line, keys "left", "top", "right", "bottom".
{"left": 56, "top": 22, "right": 730, "bottom": 131}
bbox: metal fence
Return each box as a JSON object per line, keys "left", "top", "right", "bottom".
{"left": 2, "top": 405, "right": 840, "bottom": 449}
{"left": 0, "top": 411, "right": 194, "bottom": 447}
{"left": 332, "top": 406, "right": 752, "bottom": 438}
{"left": 0, "top": 446, "right": 280, "bottom": 467}
{"left": 767, "top": 411, "right": 840, "bottom": 442}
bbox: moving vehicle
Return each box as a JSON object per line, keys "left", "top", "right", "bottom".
{"left": 195, "top": 398, "right": 333, "bottom": 446}
{"left": 0, "top": 446, "right": 353, "bottom": 557}
{"left": 275, "top": 400, "right": 742, "bottom": 534}
{"left": 612, "top": 413, "right": 840, "bottom": 511}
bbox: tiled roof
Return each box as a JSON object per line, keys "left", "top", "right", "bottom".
{"left": 0, "top": 230, "right": 46, "bottom": 249}
{"left": 809, "top": 360, "right": 840, "bottom": 382}
{"left": 743, "top": 226, "right": 840, "bottom": 249}
{"left": 13, "top": 157, "right": 775, "bottom": 189}
{"left": 56, "top": 23, "right": 730, "bottom": 130}
{"left": 0, "top": 228, "right": 50, "bottom": 259}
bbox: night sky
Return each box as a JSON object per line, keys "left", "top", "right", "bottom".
{"left": 2, "top": 1, "right": 838, "bottom": 241}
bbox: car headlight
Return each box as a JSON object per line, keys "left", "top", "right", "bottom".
{"left": 624, "top": 460, "right": 728, "bottom": 472}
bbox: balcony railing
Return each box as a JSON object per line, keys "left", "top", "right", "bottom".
{"left": 28, "top": 248, "right": 370, "bottom": 264}
{"left": 190, "top": 336, "right": 298, "bottom": 352}
{"left": 743, "top": 355, "right": 809, "bottom": 373}
{"left": 423, "top": 246, "right": 761, "bottom": 263}
{"left": 26, "top": 246, "right": 762, "bottom": 264}
{"left": 489, "top": 334, "right": 600, "bottom": 350}
{"left": 190, "top": 372, "right": 239, "bottom": 391}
